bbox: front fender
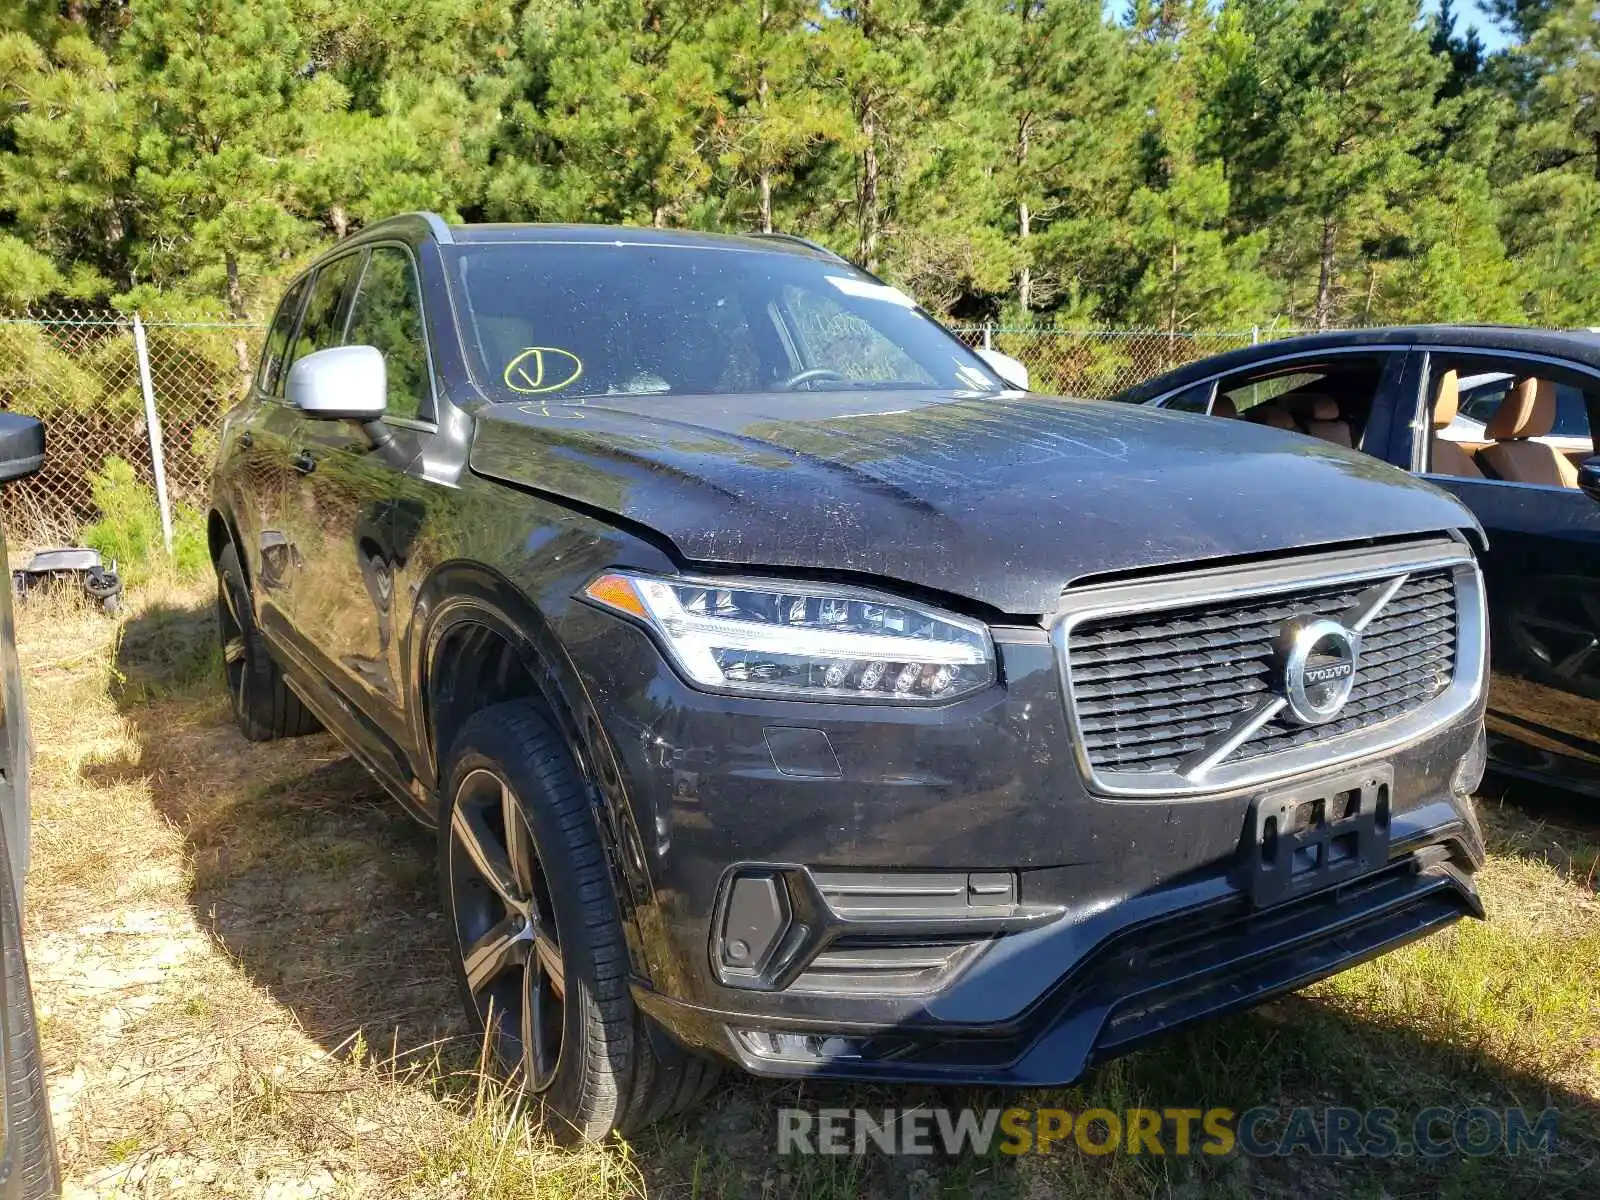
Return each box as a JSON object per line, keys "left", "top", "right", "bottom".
{"left": 406, "top": 561, "right": 657, "bottom": 972}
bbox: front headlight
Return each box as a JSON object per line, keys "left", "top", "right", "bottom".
{"left": 581, "top": 571, "right": 996, "bottom": 703}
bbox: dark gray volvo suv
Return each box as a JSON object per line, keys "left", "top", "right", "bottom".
{"left": 209, "top": 214, "right": 1490, "bottom": 1139}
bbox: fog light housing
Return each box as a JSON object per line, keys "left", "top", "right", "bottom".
{"left": 736, "top": 1029, "right": 867, "bottom": 1062}
{"left": 1453, "top": 727, "right": 1488, "bottom": 797}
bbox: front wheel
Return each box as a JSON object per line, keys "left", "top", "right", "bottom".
{"left": 439, "top": 700, "right": 718, "bottom": 1141}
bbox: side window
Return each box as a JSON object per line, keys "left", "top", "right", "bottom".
{"left": 778, "top": 285, "right": 934, "bottom": 385}
{"left": 1162, "top": 379, "right": 1216, "bottom": 414}
{"left": 1425, "top": 353, "right": 1598, "bottom": 480}
{"left": 286, "top": 254, "right": 362, "bottom": 373}
{"left": 254, "top": 276, "right": 310, "bottom": 396}
{"left": 345, "top": 246, "right": 430, "bottom": 421}
{"left": 1219, "top": 371, "right": 1326, "bottom": 417}
{"left": 1211, "top": 356, "right": 1388, "bottom": 446}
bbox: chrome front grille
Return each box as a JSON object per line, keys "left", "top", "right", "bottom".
{"left": 1053, "top": 541, "right": 1485, "bottom": 797}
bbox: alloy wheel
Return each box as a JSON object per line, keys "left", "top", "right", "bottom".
{"left": 217, "top": 574, "right": 249, "bottom": 709}
{"left": 1507, "top": 584, "right": 1600, "bottom": 699}
{"left": 447, "top": 767, "right": 566, "bottom": 1091}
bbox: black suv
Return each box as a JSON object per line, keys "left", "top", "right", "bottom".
{"left": 210, "top": 215, "right": 1491, "bottom": 1140}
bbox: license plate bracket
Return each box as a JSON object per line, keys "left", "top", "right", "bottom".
{"left": 1242, "top": 765, "right": 1393, "bottom": 907}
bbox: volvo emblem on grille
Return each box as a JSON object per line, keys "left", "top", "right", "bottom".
{"left": 1276, "top": 617, "right": 1359, "bottom": 725}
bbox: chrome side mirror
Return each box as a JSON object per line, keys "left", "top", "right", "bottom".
{"left": 286, "top": 345, "right": 387, "bottom": 421}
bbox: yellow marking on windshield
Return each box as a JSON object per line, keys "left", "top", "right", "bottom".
{"left": 504, "top": 347, "right": 584, "bottom": 394}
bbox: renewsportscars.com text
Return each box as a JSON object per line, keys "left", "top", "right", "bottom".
{"left": 777, "top": 1106, "right": 1559, "bottom": 1158}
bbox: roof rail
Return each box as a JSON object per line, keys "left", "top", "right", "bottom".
{"left": 356, "top": 211, "right": 455, "bottom": 245}
{"left": 750, "top": 231, "right": 845, "bottom": 261}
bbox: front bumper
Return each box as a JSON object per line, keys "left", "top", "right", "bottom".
{"left": 635, "top": 828, "right": 1482, "bottom": 1083}
{"left": 555, "top": 562, "right": 1487, "bottom": 1085}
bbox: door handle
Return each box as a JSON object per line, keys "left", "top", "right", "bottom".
{"left": 293, "top": 450, "right": 317, "bottom": 475}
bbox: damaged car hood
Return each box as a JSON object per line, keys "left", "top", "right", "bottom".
{"left": 469, "top": 390, "right": 1478, "bottom": 615}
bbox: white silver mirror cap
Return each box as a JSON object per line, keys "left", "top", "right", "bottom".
{"left": 975, "top": 348, "right": 1029, "bottom": 391}
{"left": 286, "top": 345, "right": 387, "bottom": 420}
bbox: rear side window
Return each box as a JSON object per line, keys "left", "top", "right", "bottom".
{"left": 345, "top": 246, "right": 430, "bottom": 422}
{"left": 1162, "top": 379, "right": 1216, "bottom": 414}
{"left": 255, "top": 276, "right": 310, "bottom": 396}
{"left": 1209, "top": 355, "right": 1389, "bottom": 446}
{"left": 286, "top": 253, "right": 363, "bottom": 373}
{"left": 1220, "top": 371, "right": 1326, "bottom": 415}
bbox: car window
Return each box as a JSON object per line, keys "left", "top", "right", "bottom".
{"left": 1551, "top": 386, "right": 1590, "bottom": 437}
{"left": 286, "top": 254, "right": 363, "bottom": 374}
{"left": 1424, "top": 353, "right": 1599, "bottom": 482}
{"left": 445, "top": 242, "right": 1003, "bottom": 402}
{"left": 1162, "top": 379, "right": 1216, "bottom": 414}
{"left": 1199, "top": 355, "right": 1388, "bottom": 446}
{"left": 255, "top": 276, "right": 310, "bottom": 397}
{"left": 345, "top": 246, "right": 431, "bottom": 422}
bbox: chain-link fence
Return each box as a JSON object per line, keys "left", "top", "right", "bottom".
{"left": 0, "top": 312, "right": 1319, "bottom": 549}
{"left": 0, "top": 310, "right": 262, "bottom": 546}
{"left": 948, "top": 325, "right": 1314, "bottom": 398}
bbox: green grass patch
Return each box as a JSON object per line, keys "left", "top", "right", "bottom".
{"left": 81, "top": 456, "right": 209, "bottom": 584}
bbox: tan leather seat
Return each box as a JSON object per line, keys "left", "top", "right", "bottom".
{"left": 1478, "top": 377, "right": 1578, "bottom": 487}
{"left": 1299, "top": 396, "right": 1352, "bottom": 447}
{"left": 1429, "top": 370, "right": 1483, "bottom": 478}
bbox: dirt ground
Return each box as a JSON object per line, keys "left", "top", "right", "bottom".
{"left": 15, "top": 581, "right": 1600, "bottom": 1198}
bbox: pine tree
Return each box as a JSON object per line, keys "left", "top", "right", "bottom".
{"left": 119, "top": 0, "right": 344, "bottom": 316}
{"left": 703, "top": 0, "right": 850, "bottom": 234}
{"left": 966, "top": 0, "right": 1135, "bottom": 317}
{"left": 1116, "top": 0, "right": 1272, "bottom": 331}
{"left": 1492, "top": 0, "right": 1600, "bottom": 322}
{"left": 1219, "top": 0, "right": 1447, "bottom": 328}
{"left": 487, "top": 0, "right": 722, "bottom": 228}
{"left": 0, "top": 25, "right": 135, "bottom": 301}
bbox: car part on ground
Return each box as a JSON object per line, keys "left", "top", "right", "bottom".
{"left": 10, "top": 547, "right": 122, "bottom": 615}
{"left": 209, "top": 216, "right": 1492, "bottom": 1138}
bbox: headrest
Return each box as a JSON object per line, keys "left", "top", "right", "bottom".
{"left": 1308, "top": 396, "right": 1339, "bottom": 421}
{"left": 1249, "top": 405, "right": 1298, "bottom": 431}
{"left": 1433, "top": 369, "right": 1459, "bottom": 429}
{"left": 1484, "top": 377, "right": 1556, "bottom": 440}
{"left": 1212, "top": 395, "right": 1238, "bottom": 418}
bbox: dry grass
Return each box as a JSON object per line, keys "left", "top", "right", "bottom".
{"left": 15, "top": 575, "right": 1600, "bottom": 1198}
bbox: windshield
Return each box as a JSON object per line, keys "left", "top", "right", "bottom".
{"left": 445, "top": 241, "right": 1003, "bottom": 402}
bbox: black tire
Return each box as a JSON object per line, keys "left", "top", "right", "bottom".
{"left": 439, "top": 699, "right": 718, "bottom": 1142}
{"left": 215, "top": 542, "right": 320, "bottom": 741}
{"left": 0, "top": 826, "right": 63, "bottom": 1198}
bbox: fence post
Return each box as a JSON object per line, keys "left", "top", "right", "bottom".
{"left": 131, "top": 313, "right": 174, "bottom": 556}
{"left": 982, "top": 322, "right": 993, "bottom": 351}
{"left": 1251, "top": 325, "right": 1260, "bottom": 345}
